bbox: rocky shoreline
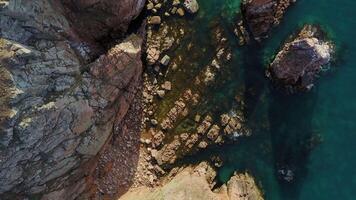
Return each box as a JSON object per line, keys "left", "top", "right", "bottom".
{"left": 0, "top": 0, "right": 337, "bottom": 199}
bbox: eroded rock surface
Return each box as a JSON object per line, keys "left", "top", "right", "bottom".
{"left": 0, "top": 0, "right": 144, "bottom": 198}
{"left": 267, "top": 25, "right": 333, "bottom": 91}
{"left": 242, "top": 0, "right": 295, "bottom": 41}
{"left": 119, "top": 162, "right": 263, "bottom": 200}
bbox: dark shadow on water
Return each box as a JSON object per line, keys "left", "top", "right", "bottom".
{"left": 268, "top": 87, "right": 319, "bottom": 200}
{"left": 240, "top": 40, "right": 321, "bottom": 199}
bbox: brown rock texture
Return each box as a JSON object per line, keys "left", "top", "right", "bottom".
{"left": 119, "top": 162, "right": 264, "bottom": 200}
{"left": 241, "top": 0, "right": 295, "bottom": 41}
{"left": 59, "top": 0, "right": 145, "bottom": 42}
{"left": 0, "top": 0, "right": 144, "bottom": 199}
{"left": 267, "top": 24, "right": 333, "bottom": 91}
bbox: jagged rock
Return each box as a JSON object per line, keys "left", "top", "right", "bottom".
{"left": 0, "top": 0, "right": 144, "bottom": 198}
{"left": 242, "top": 0, "right": 295, "bottom": 41}
{"left": 267, "top": 25, "right": 333, "bottom": 91}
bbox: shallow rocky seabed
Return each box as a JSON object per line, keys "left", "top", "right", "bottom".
{"left": 138, "top": 0, "right": 356, "bottom": 200}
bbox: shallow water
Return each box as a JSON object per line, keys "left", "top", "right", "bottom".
{"left": 197, "top": 0, "right": 356, "bottom": 200}
{"left": 168, "top": 0, "right": 356, "bottom": 199}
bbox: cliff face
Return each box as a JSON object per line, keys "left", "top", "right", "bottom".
{"left": 0, "top": 0, "right": 145, "bottom": 198}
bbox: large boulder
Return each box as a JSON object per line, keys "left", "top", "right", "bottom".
{"left": 241, "top": 0, "right": 295, "bottom": 41}
{"left": 0, "top": 0, "right": 144, "bottom": 199}
{"left": 267, "top": 25, "right": 333, "bottom": 91}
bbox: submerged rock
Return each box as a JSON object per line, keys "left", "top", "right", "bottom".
{"left": 242, "top": 0, "right": 295, "bottom": 41}
{"left": 267, "top": 25, "right": 333, "bottom": 91}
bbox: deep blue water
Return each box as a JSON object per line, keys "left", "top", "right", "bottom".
{"left": 188, "top": 0, "right": 356, "bottom": 199}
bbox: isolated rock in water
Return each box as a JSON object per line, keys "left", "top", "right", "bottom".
{"left": 242, "top": 0, "right": 295, "bottom": 41}
{"left": 0, "top": 0, "right": 143, "bottom": 198}
{"left": 184, "top": 0, "right": 199, "bottom": 14}
{"left": 119, "top": 162, "right": 264, "bottom": 200}
{"left": 267, "top": 25, "right": 333, "bottom": 91}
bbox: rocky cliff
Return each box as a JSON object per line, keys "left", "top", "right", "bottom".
{"left": 0, "top": 0, "right": 145, "bottom": 199}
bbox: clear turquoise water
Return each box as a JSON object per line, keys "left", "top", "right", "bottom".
{"left": 189, "top": 0, "right": 356, "bottom": 199}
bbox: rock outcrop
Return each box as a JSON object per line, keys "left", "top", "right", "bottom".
{"left": 119, "top": 162, "right": 264, "bottom": 200}
{"left": 60, "top": 0, "right": 145, "bottom": 42}
{"left": 0, "top": 0, "right": 144, "bottom": 199}
{"left": 267, "top": 25, "right": 333, "bottom": 91}
{"left": 241, "top": 0, "right": 295, "bottom": 41}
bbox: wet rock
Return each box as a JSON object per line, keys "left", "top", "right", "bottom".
{"left": 267, "top": 25, "right": 333, "bottom": 91}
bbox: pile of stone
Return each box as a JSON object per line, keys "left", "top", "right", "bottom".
{"left": 148, "top": 110, "right": 247, "bottom": 166}
{"left": 195, "top": 25, "right": 232, "bottom": 85}
{"left": 160, "top": 89, "right": 199, "bottom": 130}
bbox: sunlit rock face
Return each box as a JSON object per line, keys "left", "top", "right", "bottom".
{"left": 0, "top": 0, "right": 144, "bottom": 198}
